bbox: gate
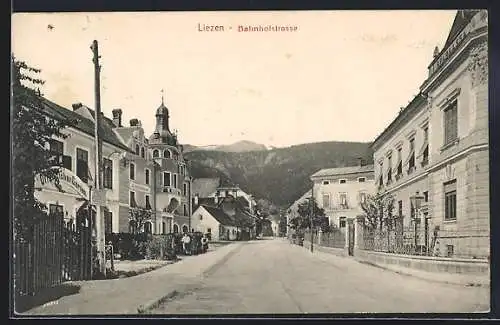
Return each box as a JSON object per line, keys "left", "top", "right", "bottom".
{"left": 347, "top": 219, "right": 355, "bottom": 256}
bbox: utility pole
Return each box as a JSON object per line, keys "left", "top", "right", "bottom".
{"left": 310, "top": 183, "right": 314, "bottom": 253}
{"left": 91, "top": 40, "right": 106, "bottom": 276}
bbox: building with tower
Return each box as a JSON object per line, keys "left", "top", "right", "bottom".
{"left": 113, "top": 93, "right": 193, "bottom": 234}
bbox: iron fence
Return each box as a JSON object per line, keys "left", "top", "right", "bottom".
{"left": 361, "top": 224, "right": 489, "bottom": 259}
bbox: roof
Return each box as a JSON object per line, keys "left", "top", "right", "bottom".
{"left": 192, "top": 178, "right": 221, "bottom": 198}
{"left": 201, "top": 205, "right": 238, "bottom": 226}
{"left": 311, "top": 164, "right": 374, "bottom": 179}
{"left": 371, "top": 11, "right": 481, "bottom": 151}
{"left": 40, "top": 97, "right": 132, "bottom": 152}
{"left": 156, "top": 103, "right": 169, "bottom": 116}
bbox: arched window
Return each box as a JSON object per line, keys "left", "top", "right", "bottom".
{"left": 173, "top": 224, "right": 179, "bottom": 233}
{"left": 135, "top": 144, "right": 140, "bottom": 155}
{"left": 182, "top": 225, "right": 189, "bottom": 233}
{"left": 153, "top": 149, "right": 159, "bottom": 158}
{"left": 141, "top": 147, "right": 145, "bottom": 158}
{"left": 163, "top": 149, "right": 171, "bottom": 159}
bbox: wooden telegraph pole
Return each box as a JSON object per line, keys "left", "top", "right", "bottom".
{"left": 310, "top": 183, "right": 314, "bottom": 253}
{"left": 91, "top": 40, "right": 106, "bottom": 276}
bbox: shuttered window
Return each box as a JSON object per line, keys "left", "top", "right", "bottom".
{"left": 103, "top": 158, "right": 113, "bottom": 189}
{"left": 444, "top": 101, "right": 458, "bottom": 145}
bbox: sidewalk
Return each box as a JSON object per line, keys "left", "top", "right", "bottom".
{"left": 294, "top": 242, "right": 490, "bottom": 288}
{"left": 19, "top": 242, "right": 244, "bottom": 316}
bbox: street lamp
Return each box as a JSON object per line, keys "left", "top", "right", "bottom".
{"left": 410, "top": 191, "right": 425, "bottom": 254}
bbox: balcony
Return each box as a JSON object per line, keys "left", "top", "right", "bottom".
{"left": 162, "top": 187, "right": 181, "bottom": 195}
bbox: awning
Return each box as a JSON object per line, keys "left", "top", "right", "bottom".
{"left": 416, "top": 140, "right": 429, "bottom": 158}
{"left": 403, "top": 149, "right": 415, "bottom": 166}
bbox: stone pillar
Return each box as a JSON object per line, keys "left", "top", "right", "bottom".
{"left": 355, "top": 215, "right": 365, "bottom": 249}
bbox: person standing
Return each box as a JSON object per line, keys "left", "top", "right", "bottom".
{"left": 181, "top": 233, "right": 191, "bottom": 255}
{"left": 201, "top": 234, "right": 209, "bottom": 253}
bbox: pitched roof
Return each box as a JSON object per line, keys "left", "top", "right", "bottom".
{"left": 311, "top": 164, "right": 374, "bottom": 178}
{"left": 443, "top": 10, "right": 480, "bottom": 50}
{"left": 288, "top": 189, "right": 312, "bottom": 212}
{"left": 202, "top": 205, "right": 237, "bottom": 226}
{"left": 192, "top": 178, "right": 221, "bottom": 198}
{"left": 40, "top": 97, "right": 132, "bottom": 152}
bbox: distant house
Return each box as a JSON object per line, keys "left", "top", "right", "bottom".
{"left": 191, "top": 177, "right": 256, "bottom": 214}
{"left": 191, "top": 195, "right": 257, "bottom": 241}
{"left": 285, "top": 189, "right": 312, "bottom": 236}
{"left": 310, "top": 159, "right": 375, "bottom": 228}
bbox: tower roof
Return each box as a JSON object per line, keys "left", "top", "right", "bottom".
{"left": 156, "top": 103, "right": 169, "bottom": 116}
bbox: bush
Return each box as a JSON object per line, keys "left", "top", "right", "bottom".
{"left": 144, "top": 235, "right": 176, "bottom": 260}
{"left": 106, "top": 233, "right": 151, "bottom": 260}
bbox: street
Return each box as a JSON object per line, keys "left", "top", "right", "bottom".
{"left": 150, "top": 238, "right": 489, "bottom": 314}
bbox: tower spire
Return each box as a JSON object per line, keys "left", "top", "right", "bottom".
{"left": 161, "top": 88, "right": 164, "bottom": 105}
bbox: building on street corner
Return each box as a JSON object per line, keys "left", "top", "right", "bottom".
{"left": 370, "top": 9, "right": 489, "bottom": 259}
{"left": 311, "top": 159, "right": 375, "bottom": 229}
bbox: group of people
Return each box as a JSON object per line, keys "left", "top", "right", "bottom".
{"left": 181, "top": 232, "right": 210, "bottom": 255}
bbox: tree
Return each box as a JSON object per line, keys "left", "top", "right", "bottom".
{"left": 12, "top": 56, "right": 72, "bottom": 242}
{"left": 128, "top": 207, "right": 152, "bottom": 234}
{"left": 360, "top": 193, "right": 396, "bottom": 230}
{"left": 289, "top": 197, "right": 327, "bottom": 232}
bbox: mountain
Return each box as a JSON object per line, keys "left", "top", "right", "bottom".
{"left": 183, "top": 140, "right": 267, "bottom": 153}
{"left": 185, "top": 141, "right": 373, "bottom": 208}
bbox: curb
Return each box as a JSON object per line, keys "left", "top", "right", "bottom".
{"left": 136, "top": 242, "right": 244, "bottom": 314}
{"left": 356, "top": 259, "right": 490, "bottom": 288}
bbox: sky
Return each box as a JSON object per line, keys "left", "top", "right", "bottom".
{"left": 12, "top": 10, "right": 457, "bottom": 148}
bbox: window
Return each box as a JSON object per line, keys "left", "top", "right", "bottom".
{"left": 144, "top": 222, "right": 152, "bottom": 234}
{"left": 358, "top": 177, "right": 366, "bottom": 183}
{"left": 141, "top": 147, "right": 145, "bottom": 158}
{"left": 396, "top": 148, "right": 403, "bottom": 176}
{"left": 322, "top": 194, "right": 330, "bottom": 209}
{"left": 199, "top": 214, "right": 203, "bottom": 220}
{"left": 129, "top": 220, "right": 137, "bottom": 233}
{"left": 104, "top": 211, "right": 113, "bottom": 234}
{"left": 163, "top": 172, "right": 171, "bottom": 187}
{"left": 444, "top": 180, "right": 457, "bottom": 221}
{"left": 339, "top": 193, "right": 348, "bottom": 208}
{"left": 207, "top": 228, "right": 212, "bottom": 233}
{"left": 446, "top": 245, "right": 454, "bottom": 257}
{"left": 162, "top": 222, "right": 166, "bottom": 234}
{"left": 398, "top": 200, "right": 403, "bottom": 218}
{"left": 153, "top": 149, "right": 159, "bottom": 158}
{"left": 182, "top": 225, "right": 188, "bottom": 233}
{"left": 408, "top": 138, "right": 416, "bottom": 173}
{"left": 183, "top": 204, "right": 188, "bottom": 216}
{"left": 145, "top": 195, "right": 151, "bottom": 210}
{"left": 423, "top": 125, "right": 429, "bottom": 142}
{"left": 359, "top": 192, "right": 367, "bottom": 204}
{"left": 444, "top": 101, "right": 458, "bottom": 146}
{"left": 164, "top": 150, "right": 171, "bottom": 158}
{"left": 173, "top": 174, "right": 178, "bottom": 188}
{"left": 135, "top": 144, "right": 140, "bottom": 155}
{"left": 387, "top": 155, "right": 392, "bottom": 184}
{"left": 76, "top": 148, "right": 89, "bottom": 183}
{"left": 423, "top": 191, "right": 429, "bottom": 203}
{"left": 49, "top": 139, "right": 64, "bottom": 165}
{"left": 145, "top": 169, "right": 150, "bottom": 185}
{"left": 129, "top": 162, "right": 135, "bottom": 180}
{"left": 378, "top": 162, "right": 384, "bottom": 188}
{"left": 103, "top": 158, "right": 113, "bottom": 189}
{"left": 173, "top": 224, "right": 179, "bottom": 233}
{"left": 130, "top": 191, "right": 137, "bottom": 208}
{"left": 339, "top": 179, "right": 347, "bottom": 184}
{"left": 49, "top": 204, "right": 64, "bottom": 217}
{"left": 339, "top": 217, "right": 346, "bottom": 228}
{"left": 323, "top": 180, "right": 330, "bottom": 185}
{"left": 183, "top": 183, "right": 188, "bottom": 196}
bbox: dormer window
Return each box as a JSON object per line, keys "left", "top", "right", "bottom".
{"left": 339, "top": 179, "right": 347, "bottom": 184}
{"left": 153, "top": 149, "right": 159, "bottom": 158}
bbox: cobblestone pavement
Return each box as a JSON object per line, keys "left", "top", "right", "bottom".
{"left": 150, "top": 239, "right": 490, "bottom": 314}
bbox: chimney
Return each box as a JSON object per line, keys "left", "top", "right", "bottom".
{"left": 433, "top": 46, "right": 440, "bottom": 58}
{"left": 112, "top": 109, "right": 122, "bottom": 127}
{"left": 194, "top": 194, "right": 199, "bottom": 206}
{"left": 72, "top": 103, "right": 83, "bottom": 111}
{"left": 214, "top": 192, "right": 219, "bottom": 204}
{"left": 129, "top": 118, "right": 140, "bottom": 127}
